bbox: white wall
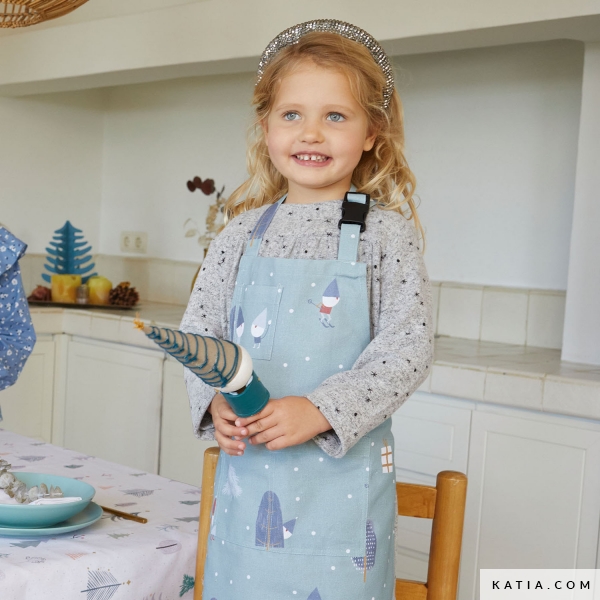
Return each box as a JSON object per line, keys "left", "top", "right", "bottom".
{"left": 398, "top": 40, "right": 583, "bottom": 289}
{"left": 99, "top": 72, "right": 254, "bottom": 263}
{"left": 0, "top": 90, "right": 105, "bottom": 254}
{"left": 562, "top": 43, "right": 600, "bottom": 365}
{"left": 97, "top": 40, "right": 583, "bottom": 289}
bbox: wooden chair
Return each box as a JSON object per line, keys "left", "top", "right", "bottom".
{"left": 194, "top": 447, "right": 467, "bottom": 600}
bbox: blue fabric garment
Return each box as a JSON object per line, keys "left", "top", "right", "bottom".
{"left": 0, "top": 227, "right": 36, "bottom": 391}
{"left": 203, "top": 193, "right": 396, "bottom": 600}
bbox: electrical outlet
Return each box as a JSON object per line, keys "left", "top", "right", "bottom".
{"left": 120, "top": 231, "right": 147, "bottom": 254}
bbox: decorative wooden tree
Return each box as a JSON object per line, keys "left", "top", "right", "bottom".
{"left": 42, "top": 221, "right": 97, "bottom": 284}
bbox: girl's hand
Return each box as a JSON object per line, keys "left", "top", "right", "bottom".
{"left": 208, "top": 393, "right": 248, "bottom": 456}
{"left": 235, "top": 396, "right": 331, "bottom": 451}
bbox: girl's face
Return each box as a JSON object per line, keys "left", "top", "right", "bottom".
{"left": 263, "top": 63, "right": 376, "bottom": 204}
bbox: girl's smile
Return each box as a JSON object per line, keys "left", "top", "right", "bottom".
{"left": 263, "top": 63, "right": 376, "bottom": 204}
{"left": 291, "top": 153, "right": 331, "bottom": 166}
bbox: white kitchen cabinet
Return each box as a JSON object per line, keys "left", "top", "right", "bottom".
{"left": 159, "top": 357, "right": 216, "bottom": 487}
{"left": 0, "top": 335, "right": 55, "bottom": 442}
{"left": 63, "top": 337, "right": 165, "bottom": 473}
{"left": 392, "top": 392, "right": 473, "bottom": 583}
{"left": 460, "top": 406, "right": 600, "bottom": 600}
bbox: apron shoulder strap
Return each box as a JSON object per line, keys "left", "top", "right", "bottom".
{"left": 337, "top": 192, "right": 370, "bottom": 262}
{"left": 244, "top": 196, "right": 287, "bottom": 257}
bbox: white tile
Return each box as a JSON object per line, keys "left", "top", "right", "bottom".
{"left": 543, "top": 378, "right": 600, "bottom": 420}
{"left": 62, "top": 310, "right": 92, "bottom": 337}
{"left": 30, "top": 310, "right": 64, "bottom": 334}
{"left": 437, "top": 284, "right": 483, "bottom": 340}
{"left": 480, "top": 288, "right": 528, "bottom": 345}
{"left": 484, "top": 369, "right": 543, "bottom": 410}
{"left": 118, "top": 317, "right": 157, "bottom": 350}
{"left": 90, "top": 314, "right": 121, "bottom": 341}
{"left": 417, "top": 373, "right": 431, "bottom": 393}
{"left": 148, "top": 261, "right": 176, "bottom": 304}
{"left": 527, "top": 291, "right": 565, "bottom": 349}
{"left": 431, "top": 282, "right": 440, "bottom": 335}
{"left": 430, "top": 364, "right": 486, "bottom": 400}
{"left": 170, "top": 261, "right": 198, "bottom": 305}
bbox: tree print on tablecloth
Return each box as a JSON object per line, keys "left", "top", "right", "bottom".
{"left": 81, "top": 569, "right": 128, "bottom": 600}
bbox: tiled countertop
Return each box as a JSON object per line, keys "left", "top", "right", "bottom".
{"left": 29, "top": 303, "right": 600, "bottom": 422}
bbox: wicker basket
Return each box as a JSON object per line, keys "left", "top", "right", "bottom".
{"left": 0, "top": 0, "right": 89, "bottom": 28}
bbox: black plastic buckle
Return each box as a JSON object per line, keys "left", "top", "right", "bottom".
{"left": 338, "top": 193, "right": 370, "bottom": 233}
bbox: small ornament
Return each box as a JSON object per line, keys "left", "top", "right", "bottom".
{"left": 88, "top": 276, "right": 112, "bottom": 305}
{"left": 42, "top": 221, "right": 97, "bottom": 284}
{"left": 51, "top": 274, "right": 81, "bottom": 303}
{"left": 109, "top": 282, "right": 140, "bottom": 307}
{"left": 27, "top": 285, "right": 52, "bottom": 302}
{"left": 76, "top": 284, "right": 89, "bottom": 305}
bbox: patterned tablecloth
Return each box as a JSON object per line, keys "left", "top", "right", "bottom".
{"left": 0, "top": 429, "right": 200, "bottom": 600}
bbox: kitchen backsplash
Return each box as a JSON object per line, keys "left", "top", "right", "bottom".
{"left": 20, "top": 254, "right": 565, "bottom": 350}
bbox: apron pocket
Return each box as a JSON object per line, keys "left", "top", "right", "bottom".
{"left": 214, "top": 438, "right": 371, "bottom": 558}
{"left": 234, "top": 284, "right": 283, "bottom": 361}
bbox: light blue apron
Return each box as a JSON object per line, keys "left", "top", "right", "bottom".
{"left": 203, "top": 192, "right": 396, "bottom": 600}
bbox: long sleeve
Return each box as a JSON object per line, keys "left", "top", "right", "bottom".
{"left": 0, "top": 228, "right": 36, "bottom": 392}
{"left": 179, "top": 222, "right": 247, "bottom": 440}
{"left": 306, "top": 214, "right": 434, "bottom": 458}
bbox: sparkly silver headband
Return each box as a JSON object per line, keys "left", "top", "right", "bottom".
{"left": 256, "top": 19, "right": 394, "bottom": 110}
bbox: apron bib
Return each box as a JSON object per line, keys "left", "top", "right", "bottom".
{"left": 203, "top": 193, "right": 396, "bottom": 600}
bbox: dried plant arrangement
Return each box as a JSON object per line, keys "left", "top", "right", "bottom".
{"left": 184, "top": 176, "right": 227, "bottom": 257}
{"left": 0, "top": 459, "right": 63, "bottom": 504}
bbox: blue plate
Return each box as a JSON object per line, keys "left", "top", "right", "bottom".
{"left": 0, "top": 473, "right": 95, "bottom": 528}
{"left": 0, "top": 502, "right": 102, "bottom": 537}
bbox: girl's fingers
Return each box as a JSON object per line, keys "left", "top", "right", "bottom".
{"left": 217, "top": 404, "right": 238, "bottom": 423}
{"left": 235, "top": 402, "right": 275, "bottom": 428}
{"left": 244, "top": 414, "right": 278, "bottom": 438}
{"left": 214, "top": 418, "right": 245, "bottom": 439}
{"left": 249, "top": 425, "right": 283, "bottom": 446}
{"left": 215, "top": 430, "right": 245, "bottom": 456}
{"left": 265, "top": 435, "right": 289, "bottom": 451}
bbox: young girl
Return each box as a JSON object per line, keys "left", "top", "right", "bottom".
{"left": 180, "top": 20, "right": 433, "bottom": 600}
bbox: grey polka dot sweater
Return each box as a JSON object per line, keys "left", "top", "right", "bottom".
{"left": 180, "top": 198, "right": 434, "bottom": 458}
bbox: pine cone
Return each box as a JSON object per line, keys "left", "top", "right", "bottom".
{"left": 28, "top": 285, "right": 52, "bottom": 302}
{"left": 109, "top": 282, "right": 140, "bottom": 307}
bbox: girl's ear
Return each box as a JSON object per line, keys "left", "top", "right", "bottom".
{"left": 260, "top": 117, "right": 269, "bottom": 137}
{"left": 363, "top": 129, "right": 377, "bottom": 152}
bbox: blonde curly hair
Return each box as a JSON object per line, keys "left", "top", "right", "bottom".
{"left": 225, "top": 32, "right": 425, "bottom": 249}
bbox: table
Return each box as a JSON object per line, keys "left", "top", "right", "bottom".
{"left": 0, "top": 429, "right": 200, "bottom": 599}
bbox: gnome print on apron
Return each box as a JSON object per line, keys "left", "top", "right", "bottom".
{"left": 203, "top": 191, "right": 397, "bottom": 600}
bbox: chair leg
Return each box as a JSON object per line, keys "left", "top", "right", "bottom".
{"left": 426, "top": 471, "right": 467, "bottom": 600}
{"left": 194, "top": 447, "right": 220, "bottom": 600}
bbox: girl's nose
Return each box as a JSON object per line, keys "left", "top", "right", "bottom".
{"left": 299, "top": 118, "right": 323, "bottom": 143}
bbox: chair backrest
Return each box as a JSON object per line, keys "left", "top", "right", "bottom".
{"left": 194, "top": 448, "right": 467, "bottom": 600}
{"left": 395, "top": 471, "right": 468, "bottom": 600}
{"left": 195, "top": 446, "right": 219, "bottom": 600}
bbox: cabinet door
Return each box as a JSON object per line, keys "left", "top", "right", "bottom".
{"left": 461, "top": 408, "right": 600, "bottom": 600}
{"left": 0, "top": 336, "right": 55, "bottom": 441}
{"left": 391, "top": 391, "right": 473, "bottom": 582}
{"left": 64, "top": 338, "right": 164, "bottom": 473}
{"left": 160, "top": 358, "right": 216, "bottom": 487}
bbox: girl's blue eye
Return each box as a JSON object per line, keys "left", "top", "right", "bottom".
{"left": 327, "top": 113, "right": 345, "bottom": 122}
{"left": 283, "top": 112, "right": 299, "bottom": 121}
